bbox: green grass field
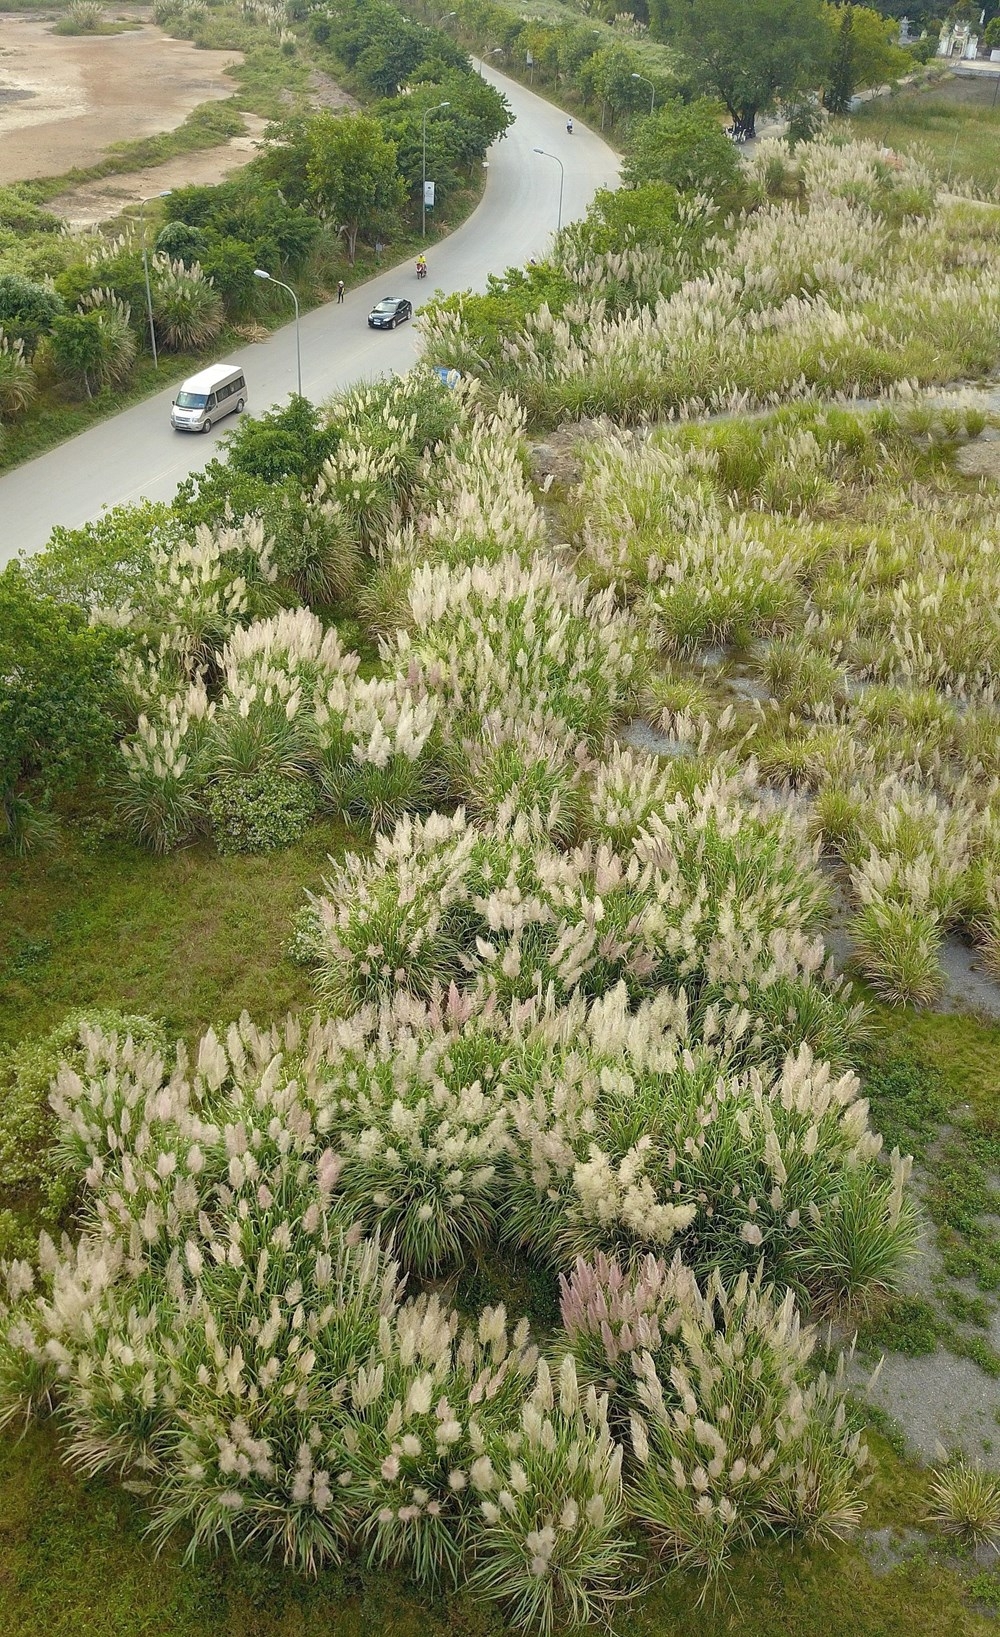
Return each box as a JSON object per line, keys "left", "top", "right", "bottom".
{"left": 846, "top": 72, "right": 1000, "bottom": 195}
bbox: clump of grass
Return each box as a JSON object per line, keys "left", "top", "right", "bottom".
{"left": 926, "top": 1460, "right": 1000, "bottom": 1547}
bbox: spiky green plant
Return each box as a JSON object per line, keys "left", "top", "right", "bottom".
{"left": 926, "top": 1460, "right": 1000, "bottom": 1547}
{"left": 151, "top": 258, "right": 223, "bottom": 352}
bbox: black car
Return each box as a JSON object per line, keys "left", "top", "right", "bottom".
{"left": 368, "top": 296, "right": 413, "bottom": 330}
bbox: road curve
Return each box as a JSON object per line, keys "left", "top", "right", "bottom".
{"left": 1, "top": 66, "right": 619, "bottom": 563}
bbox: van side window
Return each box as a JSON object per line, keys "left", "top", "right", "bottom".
{"left": 217, "top": 384, "right": 229, "bottom": 401}
{"left": 234, "top": 376, "right": 244, "bottom": 391}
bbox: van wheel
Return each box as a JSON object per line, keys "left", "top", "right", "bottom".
{"left": 202, "top": 419, "right": 212, "bottom": 433}
{"left": 235, "top": 398, "right": 245, "bottom": 414}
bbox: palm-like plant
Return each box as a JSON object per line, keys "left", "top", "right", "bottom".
{"left": 151, "top": 258, "right": 224, "bottom": 352}
{"left": 0, "top": 331, "right": 36, "bottom": 418}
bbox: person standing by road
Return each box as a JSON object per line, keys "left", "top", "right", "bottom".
{"left": 337, "top": 280, "right": 345, "bottom": 304}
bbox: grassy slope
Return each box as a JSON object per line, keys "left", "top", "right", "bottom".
{"left": 846, "top": 73, "right": 1000, "bottom": 195}
{"left": 0, "top": 822, "right": 355, "bottom": 1046}
{"left": 0, "top": 824, "right": 998, "bottom": 1634}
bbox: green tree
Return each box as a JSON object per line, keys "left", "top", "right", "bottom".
{"left": 825, "top": 2, "right": 858, "bottom": 112}
{"left": 47, "top": 311, "right": 110, "bottom": 400}
{"left": 0, "top": 569, "right": 122, "bottom": 847}
{"left": 0, "top": 274, "right": 65, "bottom": 354}
{"left": 306, "top": 113, "right": 406, "bottom": 264}
{"left": 622, "top": 96, "right": 744, "bottom": 203}
{"left": 154, "top": 220, "right": 208, "bottom": 264}
{"left": 198, "top": 235, "right": 258, "bottom": 317}
{"left": 823, "top": 2, "right": 911, "bottom": 108}
{"left": 649, "top": 0, "right": 830, "bottom": 137}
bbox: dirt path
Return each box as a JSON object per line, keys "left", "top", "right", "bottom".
{"left": 0, "top": 12, "right": 242, "bottom": 182}
{"left": 45, "top": 111, "right": 271, "bottom": 227}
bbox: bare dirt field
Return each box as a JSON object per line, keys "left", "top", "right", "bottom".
{"left": 45, "top": 110, "right": 271, "bottom": 227}
{"left": 0, "top": 11, "right": 243, "bottom": 182}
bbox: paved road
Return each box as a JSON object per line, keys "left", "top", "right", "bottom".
{"left": 1, "top": 66, "right": 619, "bottom": 562}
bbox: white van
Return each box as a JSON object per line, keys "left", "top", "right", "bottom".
{"left": 171, "top": 363, "right": 247, "bottom": 433}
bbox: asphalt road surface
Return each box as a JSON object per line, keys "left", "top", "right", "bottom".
{"left": 1, "top": 65, "right": 619, "bottom": 563}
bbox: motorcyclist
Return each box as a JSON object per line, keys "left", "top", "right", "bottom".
{"left": 416, "top": 254, "right": 427, "bottom": 278}
{"left": 566, "top": 118, "right": 573, "bottom": 134}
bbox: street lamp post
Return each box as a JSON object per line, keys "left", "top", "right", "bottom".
{"left": 631, "top": 72, "right": 655, "bottom": 115}
{"left": 533, "top": 146, "right": 564, "bottom": 234}
{"left": 253, "top": 269, "right": 301, "bottom": 397}
{"left": 138, "top": 190, "right": 171, "bottom": 370}
{"left": 422, "top": 100, "right": 450, "bottom": 240}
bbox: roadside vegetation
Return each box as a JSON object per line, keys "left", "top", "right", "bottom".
{"left": 0, "top": 0, "right": 508, "bottom": 472}
{"left": 7, "top": 18, "right": 1000, "bottom": 1635}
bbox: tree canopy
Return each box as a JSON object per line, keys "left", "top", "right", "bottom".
{"left": 305, "top": 114, "right": 407, "bottom": 265}
{"left": 822, "top": 3, "right": 912, "bottom": 112}
{"left": 622, "top": 96, "right": 744, "bottom": 204}
{"left": 648, "top": 0, "right": 831, "bottom": 137}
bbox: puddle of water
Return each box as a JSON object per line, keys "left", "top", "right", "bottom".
{"left": 727, "top": 675, "right": 772, "bottom": 703}
{"left": 620, "top": 719, "right": 694, "bottom": 758}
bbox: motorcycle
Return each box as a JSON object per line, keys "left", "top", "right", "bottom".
{"left": 416, "top": 261, "right": 427, "bottom": 280}
{"left": 566, "top": 120, "right": 573, "bottom": 134}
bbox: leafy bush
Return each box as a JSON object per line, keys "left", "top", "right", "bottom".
{"left": 207, "top": 769, "right": 318, "bottom": 854}
{"left": 622, "top": 96, "right": 744, "bottom": 205}
{"left": 0, "top": 570, "right": 122, "bottom": 846}
{"left": 0, "top": 274, "right": 64, "bottom": 353}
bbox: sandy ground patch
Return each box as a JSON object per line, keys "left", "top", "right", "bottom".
{"left": 46, "top": 111, "right": 271, "bottom": 227}
{"left": 0, "top": 13, "right": 242, "bottom": 182}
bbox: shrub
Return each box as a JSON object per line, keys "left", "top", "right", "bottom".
{"left": 0, "top": 1010, "right": 164, "bottom": 1259}
{"left": 926, "top": 1460, "right": 1000, "bottom": 1547}
{"left": 46, "top": 306, "right": 132, "bottom": 400}
{"left": 0, "top": 332, "right": 36, "bottom": 418}
{"left": 207, "top": 769, "right": 318, "bottom": 854}
{"left": 622, "top": 96, "right": 744, "bottom": 205}
{"left": 154, "top": 221, "right": 208, "bottom": 265}
{"left": 468, "top": 1356, "right": 631, "bottom": 1634}
{"left": 0, "top": 570, "right": 122, "bottom": 845}
{"left": 151, "top": 257, "right": 224, "bottom": 352}
{"left": 627, "top": 1265, "right": 868, "bottom": 1576}
{"left": 0, "top": 274, "right": 64, "bottom": 353}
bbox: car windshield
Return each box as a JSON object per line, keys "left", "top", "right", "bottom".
{"left": 175, "top": 391, "right": 208, "bottom": 408}
{"left": 373, "top": 300, "right": 397, "bottom": 312}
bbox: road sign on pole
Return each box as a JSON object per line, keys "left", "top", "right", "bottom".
{"left": 424, "top": 180, "right": 436, "bottom": 207}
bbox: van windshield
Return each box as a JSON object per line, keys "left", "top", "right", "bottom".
{"left": 175, "top": 391, "right": 208, "bottom": 409}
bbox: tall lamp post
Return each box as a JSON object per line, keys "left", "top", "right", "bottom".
{"left": 631, "top": 72, "right": 655, "bottom": 114}
{"left": 533, "top": 146, "right": 564, "bottom": 234}
{"left": 138, "top": 190, "right": 171, "bottom": 370}
{"left": 253, "top": 269, "right": 301, "bottom": 398}
{"left": 422, "top": 100, "right": 450, "bottom": 240}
